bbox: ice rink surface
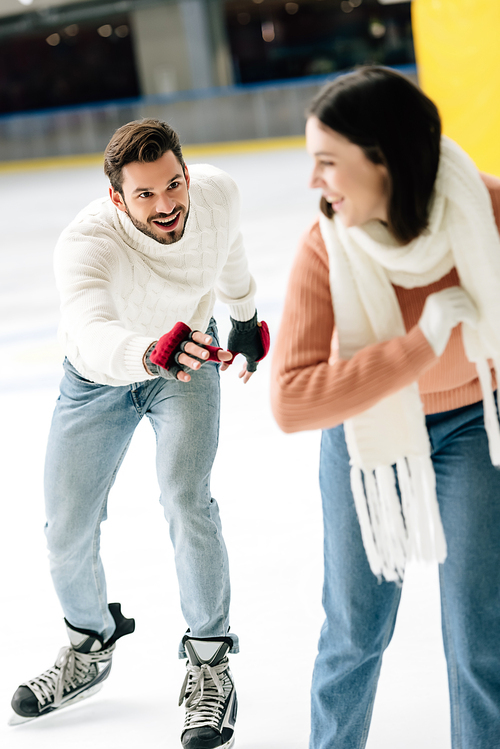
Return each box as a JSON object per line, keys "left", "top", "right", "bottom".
{"left": 0, "top": 146, "right": 451, "bottom": 748}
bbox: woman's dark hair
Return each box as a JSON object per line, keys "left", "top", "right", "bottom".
{"left": 307, "top": 66, "right": 441, "bottom": 244}
{"left": 104, "top": 118, "right": 185, "bottom": 195}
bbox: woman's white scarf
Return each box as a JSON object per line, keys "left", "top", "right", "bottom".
{"left": 319, "top": 135, "right": 500, "bottom": 582}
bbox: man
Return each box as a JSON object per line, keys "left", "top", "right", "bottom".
{"left": 10, "top": 119, "right": 269, "bottom": 749}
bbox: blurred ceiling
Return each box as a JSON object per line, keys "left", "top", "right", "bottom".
{"left": 0, "top": 0, "right": 173, "bottom": 39}
{"left": 0, "top": 0, "right": 171, "bottom": 22}
{"left": 0, "top": 0, "right": 86, "bottom": 18}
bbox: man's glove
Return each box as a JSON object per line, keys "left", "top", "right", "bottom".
{"left": 145, "top": 322, "right": 223, "bottom": 379}
{"left": 227, "top": 312, "right": 270, "bottom": 373}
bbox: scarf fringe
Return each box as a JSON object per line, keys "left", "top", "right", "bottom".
{"left": 350, "top": 457, "right": 447, "bottom": 583}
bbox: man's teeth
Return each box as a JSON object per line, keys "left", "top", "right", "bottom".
{"left": 155, "top": 213, "right": 178, "bottom": 226}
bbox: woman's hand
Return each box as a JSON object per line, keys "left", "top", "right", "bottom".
{"left": 418, "top": 286, "right": 479, "bottom": 356}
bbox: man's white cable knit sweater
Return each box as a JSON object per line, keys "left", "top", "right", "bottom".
{"left": 54, "top": 164, "right": 256, "bottom": 386}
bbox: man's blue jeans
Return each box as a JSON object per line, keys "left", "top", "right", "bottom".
{"left": 311, "top": 399, "right": 500, "bottom": 749}
{"left": 44, "top": 321, "right": 238, "bottom": 657}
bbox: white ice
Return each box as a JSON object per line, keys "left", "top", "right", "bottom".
{"left": 0, "top": 147, "right": 450, "bottom": 748}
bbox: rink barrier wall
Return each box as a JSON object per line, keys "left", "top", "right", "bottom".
{"left": 0, "top": 135, "right": 306, "bottom": 174}
{"left": 0, "top": 66, "right": 417, "bottom": 167}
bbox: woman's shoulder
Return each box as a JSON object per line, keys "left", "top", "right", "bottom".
{"left": 479, "top": 170, "right": 500, "bottom": 191}
{"left": 298, "top": 217, "right": 329, "bottom": 265}
{"left": 480, "top": 172, "right": 500, "bottom": 228}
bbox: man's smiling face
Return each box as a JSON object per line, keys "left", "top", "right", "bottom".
{"left": 110, "top": 150, "right": 190, "bottom": 245}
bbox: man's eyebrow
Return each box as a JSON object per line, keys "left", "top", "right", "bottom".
{"left": 131, "top": 174, "right": 184, "bottom": 195}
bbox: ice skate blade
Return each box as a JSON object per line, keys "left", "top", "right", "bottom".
{"left": 8, "top": 682, "right": 104, "bottom": 726}
{"left": 8, "top": 713, "right": 33, "bottom": 726}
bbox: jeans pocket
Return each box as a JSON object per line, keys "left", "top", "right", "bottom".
{"left": 63, "top": 357, "right": 97, "bottom": 385}
{"left": 206, "top": 318, "right": 220, "bottom": 348}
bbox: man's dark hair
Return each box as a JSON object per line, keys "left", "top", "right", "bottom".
{"left": 307, "top": 66, "right": 442, "bottom": 245}
{"left": 104, "top": 118, "right": 185, "bottom": 195}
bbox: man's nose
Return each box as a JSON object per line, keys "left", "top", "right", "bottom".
{"left": 155, "top": 193, "right": 176, "bottom": 214}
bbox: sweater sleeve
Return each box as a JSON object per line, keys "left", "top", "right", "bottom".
{"left": 213, "top": 172, "right": 256, "bottom": 322}
{"left": 54, "top": 228, "right": 156, "bottom": 382}
{"left": 270, "top": 221, "right": 438, "bottom": 433}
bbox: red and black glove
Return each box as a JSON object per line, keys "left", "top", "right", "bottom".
{"left": 227, "top": 312, "right": 270, "bottom": 373}
{"left": 145, "top": 322, "right": 223, "bottom": 379}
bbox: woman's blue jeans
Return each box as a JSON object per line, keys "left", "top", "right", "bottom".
{"left": 311, "top": 399, "right": 500, "bottom": 749}
{"left": 44, "top": 321, "right": 238, "bottom": 656}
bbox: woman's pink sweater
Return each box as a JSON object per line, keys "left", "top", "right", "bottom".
{"left": 271, "top": 173, "right": 500, "bottom": 433}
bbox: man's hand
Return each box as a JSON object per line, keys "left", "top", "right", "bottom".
{"left": 226, "top": 312, "right": 270, "bottom": 383}
{"left": 144, "top": 322, "right": 233, "bottom": 383}
{"left": 175, "top": 332, "right": 233, "bottom": 382}
{"left": 219, "top": 356, "right": 253, "bottom": 384}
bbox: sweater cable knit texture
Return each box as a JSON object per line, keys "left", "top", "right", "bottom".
{"left": 54, "top": 164, "right": 256, "bottom": 386}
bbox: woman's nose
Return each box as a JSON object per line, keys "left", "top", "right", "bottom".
{"left": 309, "top": 167, "right": 322, "bottom": 189}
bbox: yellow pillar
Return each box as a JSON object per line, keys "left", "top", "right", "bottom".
{"left": 412, "top": 0, "right": 500, "bottom": 175}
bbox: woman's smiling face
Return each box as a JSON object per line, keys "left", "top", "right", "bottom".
{"left": 306, "top": 115, "right": 390, "bottom": 229}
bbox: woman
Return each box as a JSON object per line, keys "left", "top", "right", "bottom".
{"left": 271, "top": 66, "right": 500, "bottom": 749}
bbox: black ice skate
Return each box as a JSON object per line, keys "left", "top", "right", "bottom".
{"left": 9, "top": 602, "right": 134, "bottom": 725}
{"left": 179, "top": 636, "right": 237, "bottom": 749}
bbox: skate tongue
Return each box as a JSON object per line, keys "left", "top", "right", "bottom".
{"left": 66, "top": 623, "right": 103, "bottom": 653}
{"left": 185, "top": 638, "right": 230, "bottom": 666}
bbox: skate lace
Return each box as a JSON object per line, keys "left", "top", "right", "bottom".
{"left": 25, "top": 644, "right": 115, "bottom": 709}
{"left": 178, "top": 658, "right": 232, "bottom": 730}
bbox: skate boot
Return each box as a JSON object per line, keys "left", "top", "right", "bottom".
{"left": 10, "top": 602, "right": 134, "bottom": 725}
{"left": 179, "top": 636, "right": 237, "bottom": 749}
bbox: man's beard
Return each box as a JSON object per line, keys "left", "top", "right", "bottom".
{"left": 125, "top": 203, "right": 189, "bottom": 245}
